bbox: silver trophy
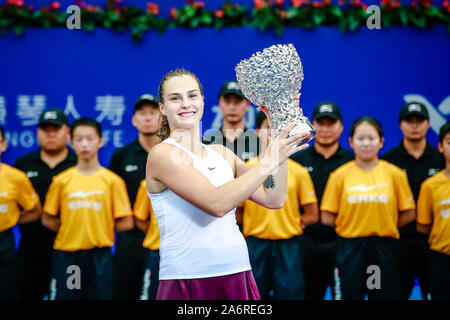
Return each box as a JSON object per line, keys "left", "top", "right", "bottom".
{"left": 235, "top": 43, "right": 316, "bottom": 146}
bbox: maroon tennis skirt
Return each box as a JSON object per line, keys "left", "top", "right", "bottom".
{"left": 156, "top": 270, "right": 261, "bottom": 300}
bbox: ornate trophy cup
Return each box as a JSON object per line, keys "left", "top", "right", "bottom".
{"left": 235, "top": 44, "right": 316, "bottom": 146}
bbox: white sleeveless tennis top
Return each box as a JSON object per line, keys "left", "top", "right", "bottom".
{"left": 148, "top": 138, "right": 251, "bottom": 280}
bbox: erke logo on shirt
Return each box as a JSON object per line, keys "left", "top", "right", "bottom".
{"left": 348, "top": 193, "right": 389, "bottom": 204}
{"left": 0, "top": 192, "right": 8, "bottom": 197}
{"left": 347, "top": 183, "right": 387, "bottom": 192}
{"left": 347, "top": 183, "right": 389, "bottom": 204}
{"left": 68, "top": 190, "right": 104, "bottom": 199}
{"left": 0, "top": 204, "right": 8, "bottom": 213}
{"left": 67, "top": 190, "right": 104, "bottom": 211}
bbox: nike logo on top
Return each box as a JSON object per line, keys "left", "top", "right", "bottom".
{"left": 347, "top": 183, "right": 388, "bottom": 192}
{"left": 68, "top": 190, "right": 105, "bottom": 199}
{"left": 0, "top": 192, "right": 8, "bottom": 197}
{"left": 440, "top": 198, "right": 450, "bottom": 206}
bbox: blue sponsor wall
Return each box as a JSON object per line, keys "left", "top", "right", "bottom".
{"left": 1, "top": 26, "right": 449, "bottom": 166}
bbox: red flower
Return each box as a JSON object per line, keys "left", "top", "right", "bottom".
{"left": 353, "top": 0, "right": 361, "bottom": 6}
{"left": 276, "top": 0, "right": 285, "bottom": 6}
{"left": 324, "top": 0, "right": 331, "bottom": 5}
{"left": 74, "top": 0, "right": 87, "bottom": 9}
{"left": 411, "top": 1, "right": 417, "bottom": 7}
{"left": 7, "top": 0, "right": 24, "bottom": 6}
{"left": 49, "top": 1, "right": 61, "bottom": 10}
{"left": 312, "top": 1, "right": 321, "bottom": 7}
{"left": 380, "top": 0, "right": 391, "bottom": 5}
{"left": 254, "top": 0, "right": 265, "bottom": 9}
{"left": 392, "top": 0, "right": 400, "bottom": 8}
{"left": 291, "top": 0, "right": 302, "bottom": 6}
{"left": 169, "top": 7, "right": 178, "bottom": 19}
{"left": 443, "top": 0, "right": 449, "bottom": 6}
{"left": 194, "top": 1, "right": 205, "bottom": 8}
{"left": 86, "top": 4, "right": 100, "bottom": 11}
{"left": 215, "top": 10, "right": 224, "bottom": 18}
{"left": 146, "top": 2, "right": 160, "bottom": 15}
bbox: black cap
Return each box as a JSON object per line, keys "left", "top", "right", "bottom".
{"left": 219, "top": 80, "right": 245, "bottom": 99}
{"left": 134, "top": 94, "right": 159, "bottom": 113}
{"left": 399, "top": 101, "right": 429, "bottom": 121}
{"left": 38, "top": 108, "right": 69, "bottom": 127}
{"left": 312, "top": 102, "right": 342, "bottom": 121}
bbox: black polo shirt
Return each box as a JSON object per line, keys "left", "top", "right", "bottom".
{"left": 14, "top": 149, "right": 77, "bottom": 257}
{"left": 109, "top": 139, "right": 148, "bottom": 238}
{"left": 381, "top": 141, "right": 446, "bottom": 236}
{"left": 109, "top": 139, "right": 148, "bottom": 207}
{"left": 290, "top": 144, "right": 354, "bottom": 241}
{"left": 202, "top": 127, "right": 259, "bottom": 162}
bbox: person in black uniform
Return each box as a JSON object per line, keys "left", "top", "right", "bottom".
{"left": 109, "top": 94, "right": 162, "bottom": 300}
{"left": 14, "top": 108, "right": 77, "bottom": 300}
{"left": 381, "top": 101, "right": 445, "bottom": 300}
{"left": 202, "top": 80, "right": 259, "bottom": 162}
{"left": 290, "top": 102, "right": 353, "bottom": 300}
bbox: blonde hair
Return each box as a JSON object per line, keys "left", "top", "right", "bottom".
{"left": 157, "top": 68, "right": 204, "bottom": 140}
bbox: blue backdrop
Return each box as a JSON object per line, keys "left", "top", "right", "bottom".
{"left": 1, "top": 24, "right": 449, "bottom": 167}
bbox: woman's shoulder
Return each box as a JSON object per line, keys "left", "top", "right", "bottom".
{"left": 149, "top": 141, "right": 191, "bottom": 165}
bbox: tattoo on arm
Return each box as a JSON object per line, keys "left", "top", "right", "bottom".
{"left": 264, "top": 175, "right": 276, "bottom": 189}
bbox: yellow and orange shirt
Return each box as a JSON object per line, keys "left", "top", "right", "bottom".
{"left": 417, "top": 171, "right": 450, "bottom": 255}
{"left": 321, "top": 160, "right": 415, "bottom": 239}
{"left": 44, "top": 167, "right": 132, "bottom": 251}
{"left": 241, "top": 158, "right": 317, "bottom": 240}
{"left": 0, "top": 163, "right": 39, "bottom": 232}
{"left": 134, "top": 179, "right": 160, "bottom": 251}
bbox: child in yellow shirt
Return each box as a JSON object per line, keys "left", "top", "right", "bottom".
{"left": 417, "top": 121, "right": 450, "bottom": 300}
{"left": 0, "top": 125, "right": 41, "bottom": 299}
{"left": 321, "top": 117, "right": 415, "bottom": 300}
{"left": 42, "top": 118, "right": 133, "bottom": 300}
{"left": 239, "top": 112, "right": 318, "bottom": 299}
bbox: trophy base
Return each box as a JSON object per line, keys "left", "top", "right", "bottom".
{"left": 288, "top": 121, "right": 317, "bottom": 147}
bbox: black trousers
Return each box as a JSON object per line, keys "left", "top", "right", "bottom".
{"left": 0, "top": 228, "right": 17, "bottom": 300}
{"left": 428, "top": 249, "right": 450, "bottom": 300}
{"left": 49, "top": 247, "right": 114, "bottom": 300}
{"left": 15, "top": 252, "right": 52, "bottom": 300}
{"left": 113, "top": 229, "right": 148, "bottom": 300}
{"left": 398, "top": 234, "right": 429, "bottom": 300}
{"left": 246, "top": 235, "right": 304, "bottom": 300}
{"left": 139, "top": 248, "right": 160, "bottom": 300}
{"left": 301, "top": 234, "right": 338, "bottom": 300}
{"left": 335, "top": 236, "right": 402, "bottom": 300}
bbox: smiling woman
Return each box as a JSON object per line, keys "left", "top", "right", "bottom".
{"left": 145, "top": 68, "right": 309, "bottom": 300}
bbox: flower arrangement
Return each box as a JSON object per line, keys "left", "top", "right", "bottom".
{"left": 1, "top": 0, "right": 448, "bottom": 42}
